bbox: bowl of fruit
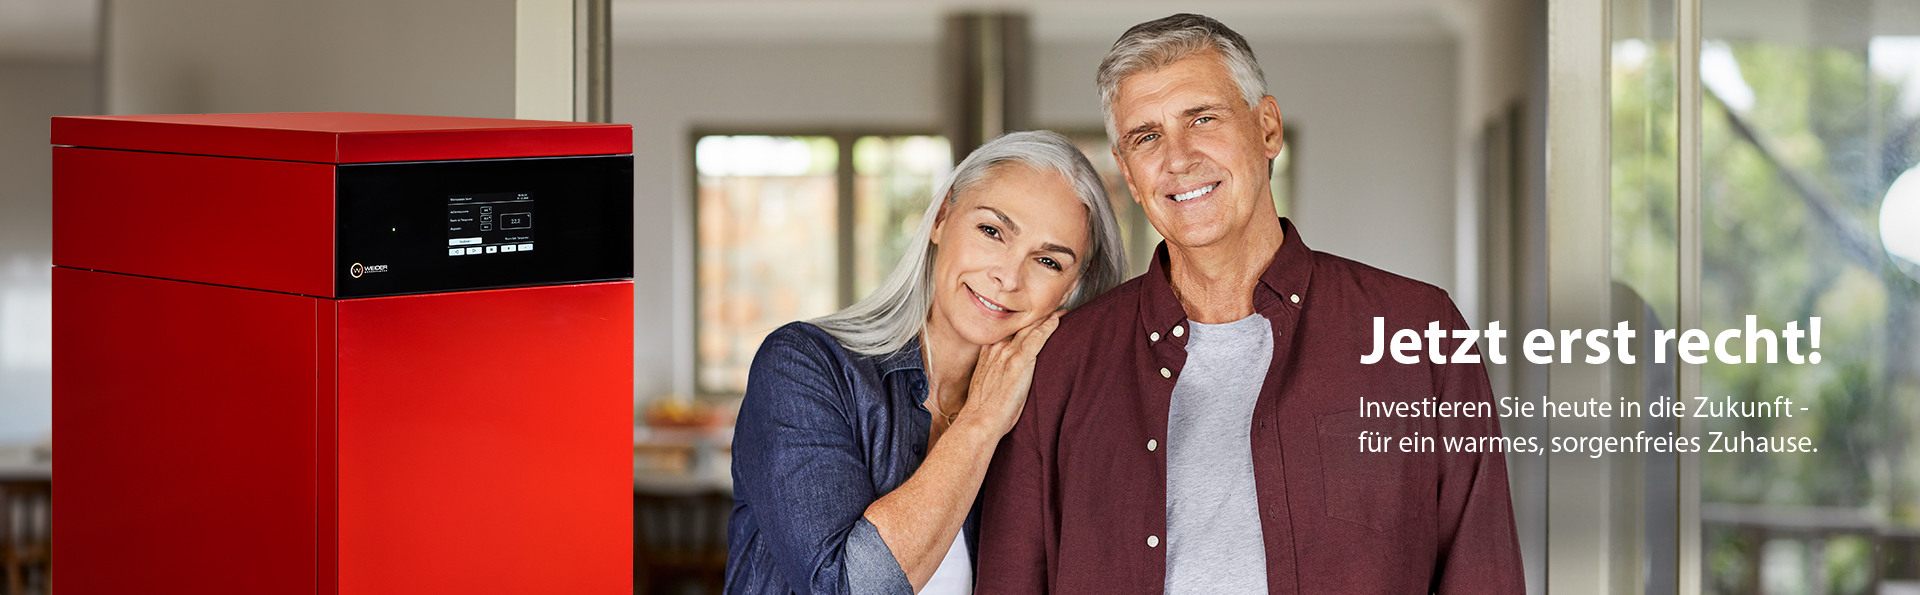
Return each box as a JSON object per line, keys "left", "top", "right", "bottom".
{"left": 642, "top": 396, "right": 725, "bottom": 429}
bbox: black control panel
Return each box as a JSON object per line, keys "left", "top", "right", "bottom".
{"left": 336, "top": 155, "right": 633, "bottom": 297}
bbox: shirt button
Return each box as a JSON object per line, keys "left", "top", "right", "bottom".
{"left": 1147, "top": 535, "right": 1160, "bottom": 548}
{"left": 1291, "top": 293, "right": 1301, "bottom": 304}
{"left": 1159, "top": 367, "right": 1171, "bottom": 378}
{"left": 1172, "top": 325, "right": 1185, "bottom": 338}
{"left": 1150, "top": 331, "right": 1160, "bottom": 342}
{"left": 1147, "top": 439, "right": 1158, "bottom": 451}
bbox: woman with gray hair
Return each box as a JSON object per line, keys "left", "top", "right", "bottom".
{"left": 725, "top": 130, "right": 1127, "bottom": 595}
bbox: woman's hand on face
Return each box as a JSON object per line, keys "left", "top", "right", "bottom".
{"left": 962, "top": 311, "right": 1063, "bottom": 436}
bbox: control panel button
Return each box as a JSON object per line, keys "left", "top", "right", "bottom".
{"left": 484, "top": 246, "right": 498, "bottom": 254}
{"left": 501, "top": 244, "right": 516, "bottom": 253}
{"left": 465, "top": 247, "right": 482, "bottom": 255}
{"left": 449, "top": 248, "right": 464, "bottom": 256}
{"left": 450, "top": 237, "right": 481, "bottom": 246}
{"left": 518, "top": 243, "right": 534, "bottom": 251}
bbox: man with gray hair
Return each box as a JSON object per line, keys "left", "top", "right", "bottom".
{"left": 978, "top": 14, "right": 1523, "bottom": 594}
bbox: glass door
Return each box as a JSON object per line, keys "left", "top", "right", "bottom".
{"left": 1552, "top": 0, "right": 1920, "bottom": 592}
{"left": 1696, "top": 1, "right": 1920, "bottom": 593}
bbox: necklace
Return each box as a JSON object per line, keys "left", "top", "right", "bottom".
{"left": 921, "top": 331, "right": 961, "bottom": 426}
{"left": 931, "top": 395, "right": 959, "bottom": 426}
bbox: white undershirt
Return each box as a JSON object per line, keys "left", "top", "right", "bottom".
{"left": 919, "top": 531, "right": 971, "bottom": 595}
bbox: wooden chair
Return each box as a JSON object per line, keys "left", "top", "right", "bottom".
{"left": 634, "top": 490, "right": 731, "bottom": 595}
{"left": 0, "top": 481, "right": 51, "bottom": 595}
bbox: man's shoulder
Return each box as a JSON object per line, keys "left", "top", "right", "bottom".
{"left": 1024, "top": 273, "right": 1148, "bottom": 394}
{"left": 1051, "top": 272, "right": 1149, "bottom": 347}
{"left": 1309, "top": 249, "right": 1460, "bottom": 320}
{"left": 1020, "top": 274, "right": 1146, "bottom": 429}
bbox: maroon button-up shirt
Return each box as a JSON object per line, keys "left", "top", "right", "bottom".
{"left": 978, "top": 219, "right": 1523, "bottom": 594}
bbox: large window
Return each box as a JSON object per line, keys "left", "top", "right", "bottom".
{"left": 694, "top": 133, "right": 951, "bottom": 395}
{"left": 853, "top": 136, "right": 952, "bottom": 299}
{"left": 694, "top": 135, "right": 840, "bottom": 396}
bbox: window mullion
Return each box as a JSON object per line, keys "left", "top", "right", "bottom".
{"left": 1676, "top": 0, "right": 1703, "bottom": 592}
{"left": 836, "top": 132, "right": 858, "bottom": 309}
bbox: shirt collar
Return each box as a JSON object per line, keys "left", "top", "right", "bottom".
{"left": 875, "top": 335, "right": 925, "bottom": 377}
{"left": 1138, "top": 217, "right": 1316, "bottom": 333}
{"left": 872, "top": 335, "right": 930, "bottom": 407}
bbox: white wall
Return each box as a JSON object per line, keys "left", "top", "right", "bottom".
{"left": 1452, "top": 2, "right": 1550, "bottom": 592}
{"left": 619, "top": 35, "right": 1459, "bottom": 398}
{"left": 1257, "top": 39, "right": 1458, "bottom": 291}
{"left": 1444, "top": 0, "right": 1534, "bottom": 329}
{"left": 0, "top": 60, "right": 97, "bottom": 445}
{"left": 106, "top": 0, "right": 515, "bottom": 117}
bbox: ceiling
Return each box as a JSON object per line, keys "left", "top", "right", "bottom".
{"left": 612, "top": 0, "right": 1466, "bottom": 44}
{"left": 0, "top": 0, "right": 1469, "bottom": 61}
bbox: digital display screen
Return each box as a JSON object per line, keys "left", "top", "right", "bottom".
{"left": 447, "top": 192, "right": 536, "bottom": 256}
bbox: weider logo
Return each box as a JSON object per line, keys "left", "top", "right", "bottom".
{"left": 349, "top": 263, "right": 389, "bottom": 279}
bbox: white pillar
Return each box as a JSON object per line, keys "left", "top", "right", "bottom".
{"left": 515, "top": 0, "right": 573, "bottom": 121}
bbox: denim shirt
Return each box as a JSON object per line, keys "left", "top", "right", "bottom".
{"left": 726, "top": 321, "right": 980, "bottom": 595}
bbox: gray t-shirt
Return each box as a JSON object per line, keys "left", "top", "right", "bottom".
{"left": 1165, "top": 313, "right": 1273, "bottom": 595}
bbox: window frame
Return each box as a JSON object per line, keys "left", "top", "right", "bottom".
{"left": 1544, "top": 0, "right": 1704, "bottom": 592}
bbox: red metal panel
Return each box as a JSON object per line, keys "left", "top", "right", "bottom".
{"left": 53, "top": 115, "right": 343, "bottom": 163}
{"left": 317, "top": 300, "right": 341, "bottom": 595}
{"left": 336, "top": 281, "right": 633, "bottom": 595}
{"left": 53, "top": 147, "right": 337, "bottom": 297}
{"left": 54, "top": 268, "right": 321, "bottom": 595}
{"left": 331, "top": 126, "right": 631, "bottom": 164}
{"left": 52, "top": 113, "right": 631, "bottom": 163}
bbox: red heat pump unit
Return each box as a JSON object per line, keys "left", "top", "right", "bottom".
{"left": 52, "top": 113, "right": 634, "bottom": 594}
